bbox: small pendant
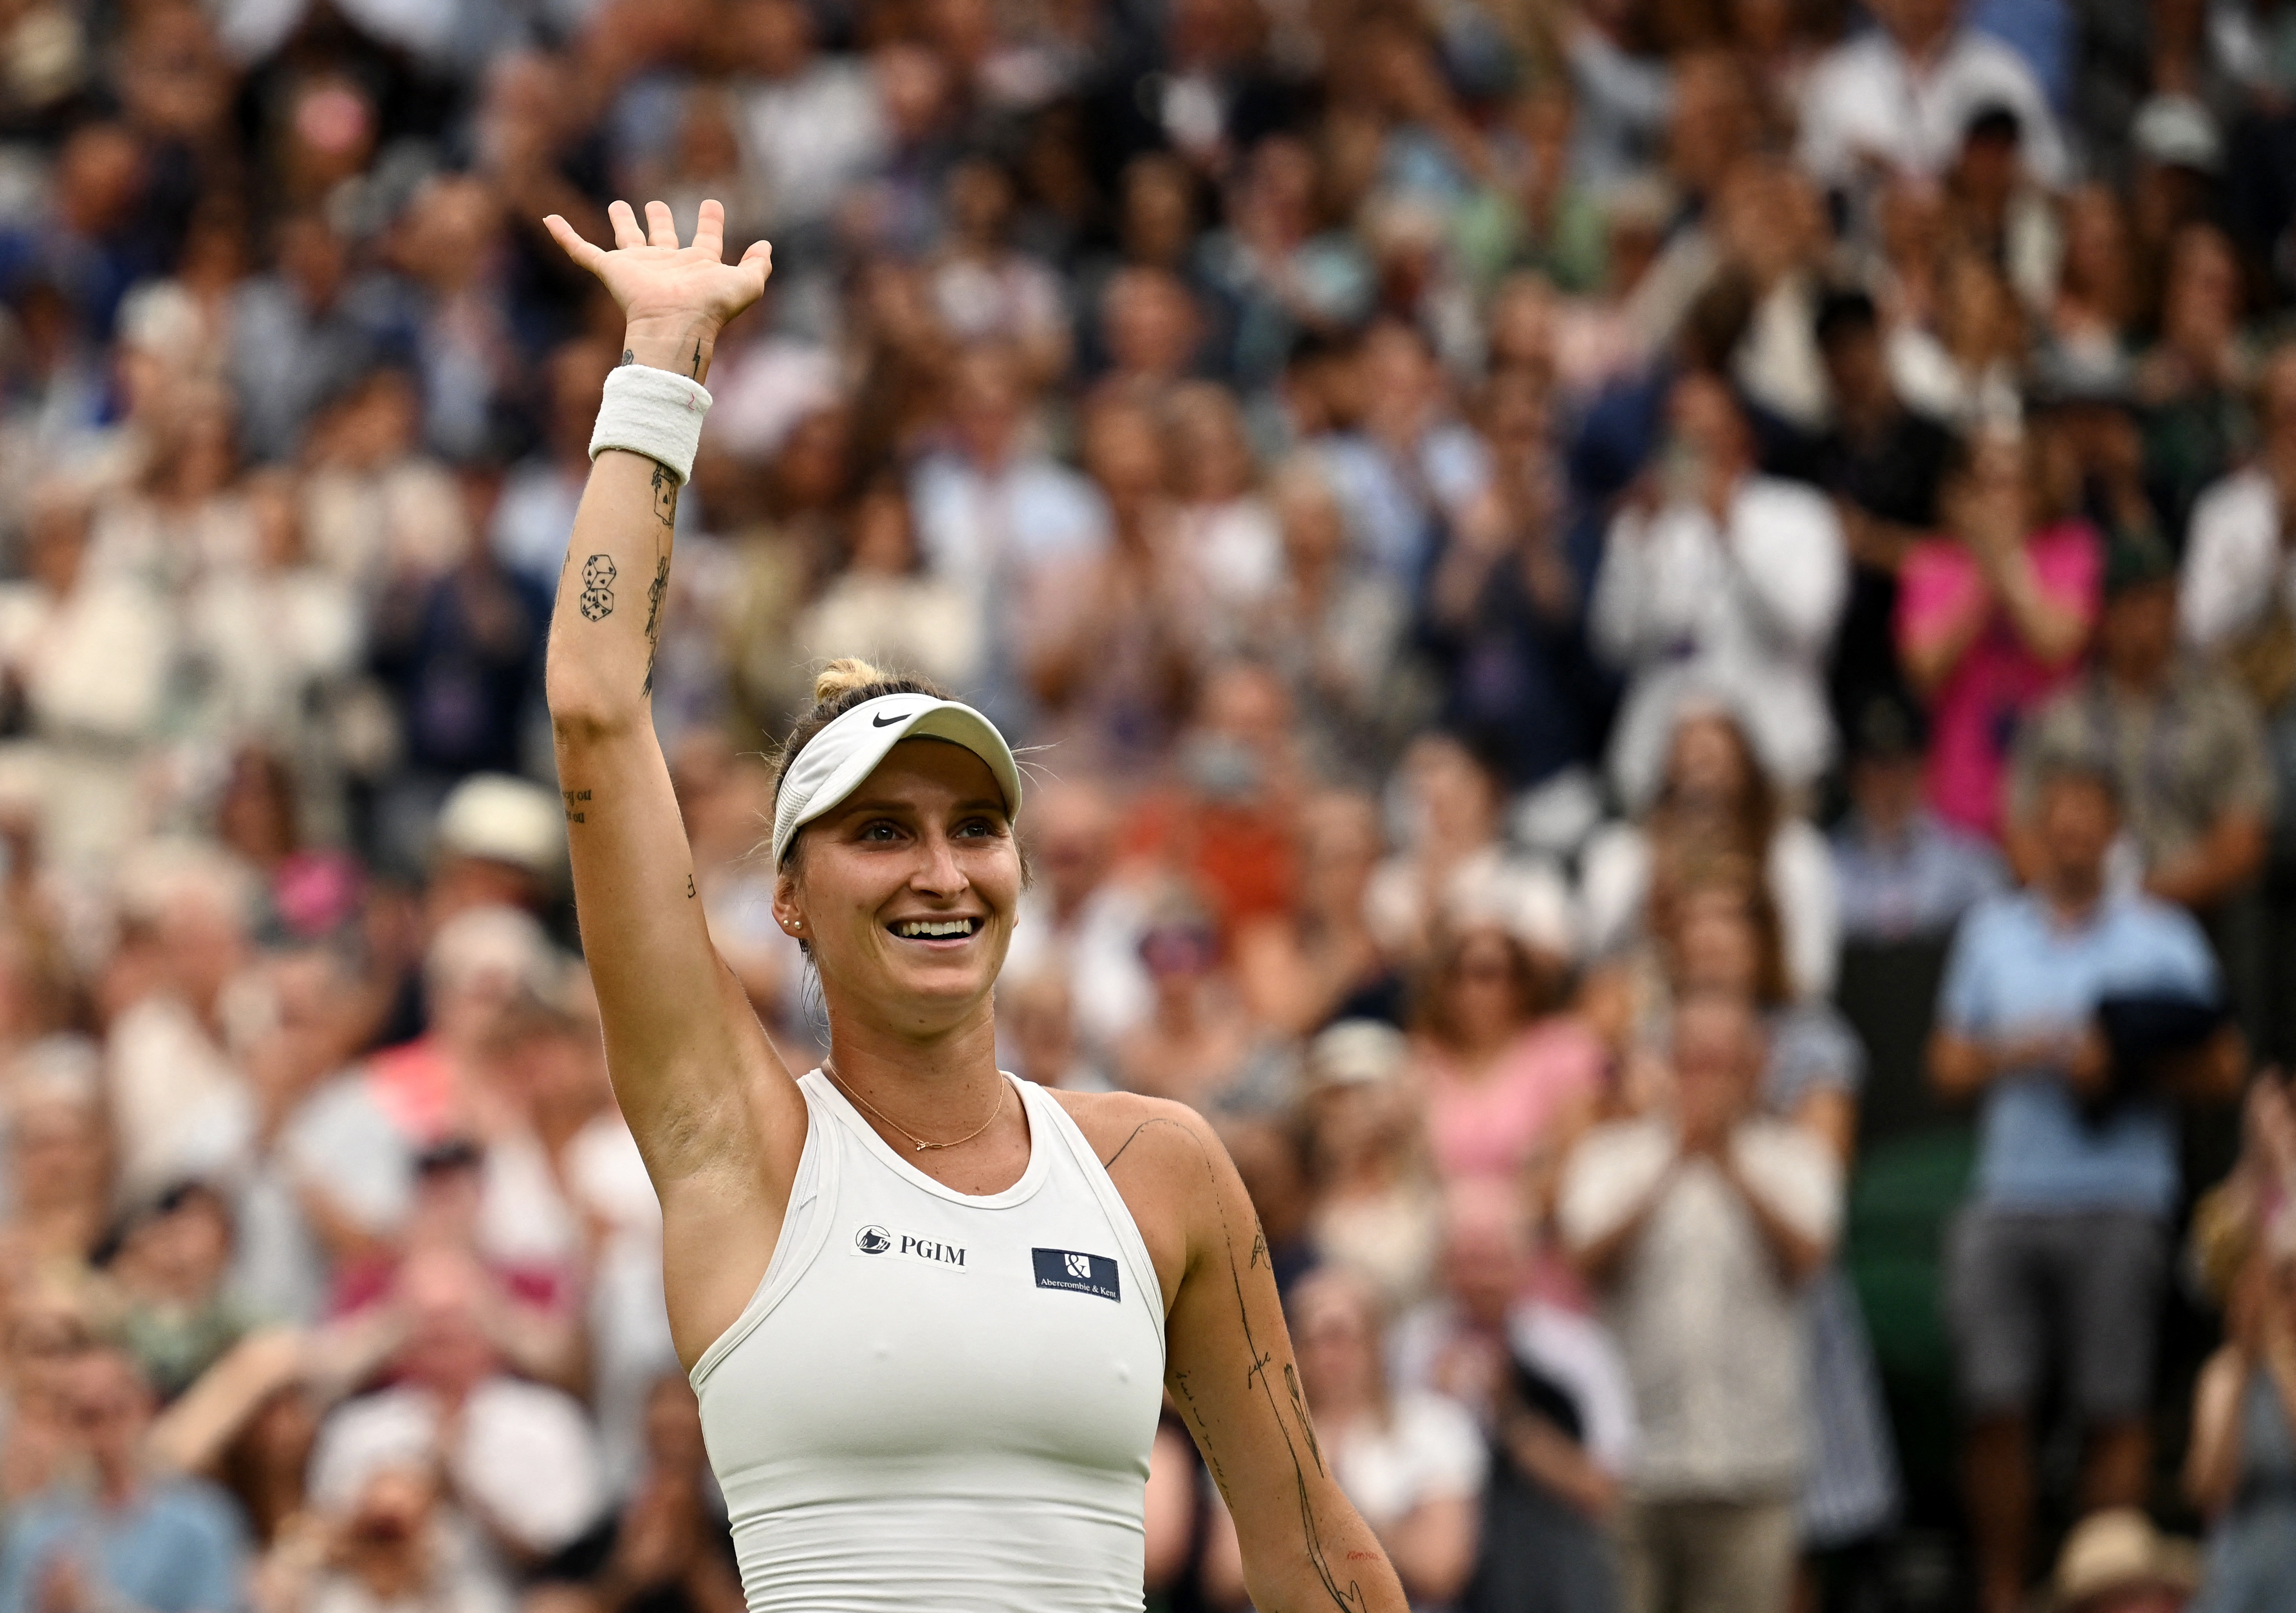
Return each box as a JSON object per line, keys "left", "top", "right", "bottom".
{"left": 915, "top": 1141, "right": 929, "bottom": 1151}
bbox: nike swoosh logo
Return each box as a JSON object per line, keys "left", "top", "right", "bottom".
{"left": 871, "top": 712, "right": 910, "bottom": 727}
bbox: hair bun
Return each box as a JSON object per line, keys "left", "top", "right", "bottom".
{"left": 812, "top": 658, "right": 895, "bottom": 705}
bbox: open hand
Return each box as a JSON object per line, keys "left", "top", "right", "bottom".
{"left": 544, "top": 199, "right": 772, "bottom": 377}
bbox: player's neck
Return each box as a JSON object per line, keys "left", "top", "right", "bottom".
{"left": 825, "top": 999, "right": 1005, "bottom": 1111}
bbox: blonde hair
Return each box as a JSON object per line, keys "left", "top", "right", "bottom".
{"left": 810, "top": 657, "right": 898, "bottom": 706}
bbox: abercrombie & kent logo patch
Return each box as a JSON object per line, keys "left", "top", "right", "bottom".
{"left": 1032, "top": 1247, "right": 1120, "bottom": 1301}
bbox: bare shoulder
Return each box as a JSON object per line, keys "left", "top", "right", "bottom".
{"left": 1048, "top": 1088, "right": 1225, "bottom": 1181}
{"left": 1047, "top": 1089, "right": 1235, "bottom": 1309}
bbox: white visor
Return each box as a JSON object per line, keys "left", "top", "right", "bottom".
{"left": 771, "top": 694, "right": 1024, "bottom": 866}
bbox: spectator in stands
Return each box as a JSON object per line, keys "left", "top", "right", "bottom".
{"left": 1405, "top": 921, "right": 1604, "bottom": 1193}
{"left": 1282, "top": 1268, "right": 1485, "bottom": 1608}
{"left": 95, "top": 1181, "right": 252, "bottom": 1404}
{"left": 1560, "top": 988, "right": 1840, "bottom": 1613}
{"left": 2011, "top": 531, "right": 2273, "bottom": 913}
{"left": 1421, "top": 367, "right": 1607, "bottom": 794}
{"left": 1002, "top": 778, "right": 1153, "bottom": 1061}
{"left": 1115, "top": 904, "right": 1287, "bottom": 1117}
{"left": 1660, "top": 872, "right": 1903, "bottom": 1557}
{"left": 286, "top": 1460, "right": 511, "bottom": 1613}
{"left": 1832, "top": 692, "right": 2007, "bottom": 943}
{"left": 1580, "top": 699, "right": 1840, "bottom": 999}
{"left": 1810, "top": 288, "right": 1959, "bottom": 718}
{"left": 1796, "top": 0, "right": 2067, "bottom": 190}
{"left": 1400, "top": 1184, "right": 1628, "bottom": 1613}
{"left": 2180, "top": 346, "right": 2296, "bottom": 675}
{"left": 2133, "top": 224, "right": 2252, "bottom": 545}
{"left": 1301, "top": 1021, "right": 1443, "bottom": 1312}
{"left": 2186, "top": 1224, "right": 2296, "bottom": 1613}
{"left": 2179, "top": 346, "right": 2296, "bottom": 1063}
{"left": 1367, "top": 732, "right": 1575, "bottom": 973}
{"left": 907, "top": 343, "right": 1108, "bottom": 730}
{"left": 308, "top": 1246, "right": 604, "bottom": 1569}
{"left": 6, "top": 1063, "right": 114, "bottom": 1277}
{"left": 1899, "top": 427, "right": 2102, "bottom": 840}
{"left": 1233, "top": 790, "right": 1402, "bottom": 1036}
{"left": 0, "top": 1346, "right": 248, "bottom": 1613}
{"left": 1931, "top": 758, "right": 2243, "bottom": 1613}
{"left": 538, "top": 1375, "right": 744, "bottom": 1613}
{"left": 1591, "top": 370, "right": 1848, "bottom": 806}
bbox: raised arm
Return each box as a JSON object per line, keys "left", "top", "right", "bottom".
{"left": 543, "top": 200, "right": 804, "bottom": 1369}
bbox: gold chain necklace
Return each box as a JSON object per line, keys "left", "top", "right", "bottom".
{"left": 824, "top": 1060, "right": 1006, "bottom": 1152}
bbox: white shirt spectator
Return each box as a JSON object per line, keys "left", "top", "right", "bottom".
{"left": 1578, "top": 817, "right": 1841, "bottom": 999}
{"left": 704, "top": 338, "right": 842, "bottom": 463}
{"left": 1559, "top": 1116, "right": 1840, "bottom": 1498}
{"left": 1509, "top": 1301, "right": 1639, "bottom": 1478}
{"left": 1388, "top": 1295, "right": 1639, "bottom": 1476}
{"left": 2180, "top": 466, "right": 2291, "bottom": 654}
{"left": 739, "top": 57, "right": 886, "bottom": 232}
{"left": 564, "top": 1115, "right": 679, "bottom": 1498}
{"left": 311, "top": 1377, "right": 606, "bottom": 1556}
{"left": 1797, "top": 23, "right": 2068, "bottom": 188}
{"left": 1592, "top": 479, "right": 1848, "bottom": 804}
{"left": 232, "top": 1072, "right": 412, "bottom": 1325}
{"left": 1326, "top": 1390, "right": 1488, "bottom": 1534}
{"left": 1001, "top": 880, "right": 1156, "bottom": 1059}
{"left": 105, "top": 994, "right": 253, "bottom": 1200}
{"left": 1365, "top": 843, "right": 1580, "bottom": 964}
{"left": 794, "top": 571, "right": 986, "bottom": 696}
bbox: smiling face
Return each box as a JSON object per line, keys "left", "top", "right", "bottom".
{"left": 774, "top": 739, "right": 1022, "bottom": 1037}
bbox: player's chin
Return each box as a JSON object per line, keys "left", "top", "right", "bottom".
{"left": 875, "top": 933, "right": 1005, "bottom": 1000}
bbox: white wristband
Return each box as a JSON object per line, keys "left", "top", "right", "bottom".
{"left": 588, "top": 364, "right": 714, "bottom": 485}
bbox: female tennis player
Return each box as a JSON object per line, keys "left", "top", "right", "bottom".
{"left": 540, "top": 197, "right": 1407, "bottom": 1613}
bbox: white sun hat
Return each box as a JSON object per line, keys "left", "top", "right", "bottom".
{"left": 771, "top": 693, "right": 1024, "bottom": 866}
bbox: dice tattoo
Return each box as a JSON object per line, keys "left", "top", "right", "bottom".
{"left": 580, "top": 553, "right": 616, "bottom": 620}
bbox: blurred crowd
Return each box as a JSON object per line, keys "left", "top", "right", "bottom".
{"left": 0, "top": 1, "right": 2294, "bottom": 1612}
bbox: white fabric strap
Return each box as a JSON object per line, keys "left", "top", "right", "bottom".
{"left": 588, "top": 364, "right": 714, "bottom": 485}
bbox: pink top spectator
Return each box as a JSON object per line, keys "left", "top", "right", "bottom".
{"left": 1420, "top": 1017, "right": 1607, "bottom": 1184}
{"left": 1896, "top": 519, "right": 2101, "bottom": 838}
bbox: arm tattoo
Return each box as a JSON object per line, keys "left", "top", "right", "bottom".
{"left": 579, "top": 554, "right": 616, "bottom": 620}
{"left": 562, "top": 788, "right": 591, "bottom": 824}
{"left": 640, "top": 550, "right": 671, "bottom": 696}
{"left": 690, "top": 340, "right": 703, "bottom": 378}
{"left": 620, "top": 348, "right": 635, "bottom": 366}
{"left": 651, "top": 462, "right": 677, "bottom": 528}
{"left": 1111, "top": 1119, "right": 1366, "bottom": 1612}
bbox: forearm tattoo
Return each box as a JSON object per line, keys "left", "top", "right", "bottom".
{"left": 562, "top": 788, "right": 590, "bottom": 824}
{"left": 640, "top": 550, "right": 670, "bottom": 697}
{"left": 1104, "top": 1119, "right": 1366, "bottom": 1612}
{"left": 651, "top": 462, "right": 677, "bottom": 529}
{"left": 579, "top": 555, "right": 617, "bottom": 620}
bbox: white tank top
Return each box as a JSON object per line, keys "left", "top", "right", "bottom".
{"left": 691, "top": 1069, "right": 1167, "bottom": 1612}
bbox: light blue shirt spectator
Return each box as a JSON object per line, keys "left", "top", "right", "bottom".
{"left": 1937, "top": 890, "right": 2219, "bottom": 1215}
{"left": 1832, "top": 807, "right": 2008, "bottom": 943}
{"left": 0, "top": 1478, "right": 248, "bottom": 1613}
